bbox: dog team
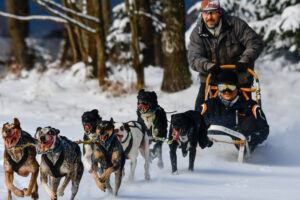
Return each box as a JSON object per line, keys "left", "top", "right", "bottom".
{"left": 2, "top": 89, "right": 212, "bottom": 200}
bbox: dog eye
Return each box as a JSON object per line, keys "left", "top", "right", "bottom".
{"left": 120, "top": 126, "right": 124, "bottom": 131}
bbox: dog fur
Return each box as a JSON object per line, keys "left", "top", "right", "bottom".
{"left": 137, "top": 89, "right": 167, "bottom": 168}
{"left": 2, "top": 118, "right": 39, "bottom": 200}
{"left": 35, "top": 126, "right": 83, "bottom": 200}
{"left": 81, "top": 109, "right": 102, "bottom": 173}
{"left": 114, "top": 121, "right": 150, "bottom": 181}
{"left": 92, "top": 118, "right": 125, "bottom": 196}
{"left": 169, "top": 110, "right": 212, "bottom": 174}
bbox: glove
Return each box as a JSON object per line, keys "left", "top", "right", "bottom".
{"left": 208, "top": 64, "right": 221, "bottom": 75}
{"left": 236, "top": 62, "right": 249, "bottom": 72}
{"left": 248, "top": 132, "right": 262, "bottom": 146}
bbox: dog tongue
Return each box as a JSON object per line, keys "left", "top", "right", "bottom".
{"left": 173, "top": 129, "right": 181, "bottom": 141}
{"left": 85, "top": 124, "right": 91, "bottom": 131}
{"left": 40, "top": 136, "right": 54, "bottom": 152}
{"left": 116, "top": 135, "right": 123, "bottom": 142}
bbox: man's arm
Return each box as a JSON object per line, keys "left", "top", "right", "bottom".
{"left": 234, "top": 17, "right": 264, "bottom": 65}
{"left": 188, "top": 28, "right": 216, "bottom": 75}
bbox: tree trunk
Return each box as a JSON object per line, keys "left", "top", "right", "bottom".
{"left": 161, "top": 0, "right": 192, "bottom": 92}
{"left": 136, "top": 0, "right": 154, "bottom": 67}
{"left": 101, "top": 0, "right": 112, "bottom": 39}
{"left": 6, "top": 0, "right": 31, "bottom": 72}
{"left": 93, "top": 0, "right": 108, "bottom": 86}
{"left": 125, "top": 0, "right": 145, "bottom": 90}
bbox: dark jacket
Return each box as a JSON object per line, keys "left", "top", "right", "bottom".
{"left": 198, "top": 91, "right": 269, "bottom": 145}
{"left": 188, "top": 13, "right": 264, "bottom": 84}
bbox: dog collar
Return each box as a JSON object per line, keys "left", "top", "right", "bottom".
{"left": 52, "top": 140, "right": 62, "bottom": 153}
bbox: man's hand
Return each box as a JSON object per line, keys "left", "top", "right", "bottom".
{"left": 208, "top": 64, "right": 220, "bottom": 75}
{"left": 236, "top": 62, "right": 249, "bottom": 72}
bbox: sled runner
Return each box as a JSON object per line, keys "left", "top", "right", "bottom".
{"left": 205, "top": 65, "right": 261, "bottom": 162}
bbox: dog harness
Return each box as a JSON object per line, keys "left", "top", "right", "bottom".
{"left": 5, "top": 148, "right": 29, "bottom": 172}
{"left": 42, "top": 141, "right": 66, "bottom": 178}
{"left": 122, "top": 131, "right": 133, "bottom": 159}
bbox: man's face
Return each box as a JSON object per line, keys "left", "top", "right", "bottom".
{"left": 202, "top": 11, "right": 221, "bottom": 28}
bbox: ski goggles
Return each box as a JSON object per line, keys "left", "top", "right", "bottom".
{"left": 217, "top": 84, "right": 237, "bottom": 92}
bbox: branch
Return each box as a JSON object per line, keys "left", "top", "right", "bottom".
{"left": 134, "top": 10, "right": 166, "bottom": 29}
{"left": 36, "top": 0, "right": 96, "bottom": 33}
{"left": 40, "top": 0, "right": 99, "bottom": 23}
{"left": 0, "top": 10, "right": 66, "bottom": 23}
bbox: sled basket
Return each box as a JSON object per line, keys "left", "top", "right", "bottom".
{"left": 205, "top": 65, "right": 261, "bottom": 107}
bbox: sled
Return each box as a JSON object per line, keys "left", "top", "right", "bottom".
{"left": 205, "top": 65, "right": 261, "bottom": 162}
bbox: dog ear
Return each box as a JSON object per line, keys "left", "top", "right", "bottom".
{"left": 35, "top": 127, "right": 42, "bottom": 138}
{"left": 55, "top": 128, "right": 60, "bottom": 135}
{"left": 123, "top": 123, "right": 131, "bottom": 132}
{"left": 13, "top": 118, "right": 21, "bottom": 128}
{"left": 110, "top": 118, "right": 114, "bottom": 124}
{"left": 91, "top": 109, "right": 99, "bottom": 116}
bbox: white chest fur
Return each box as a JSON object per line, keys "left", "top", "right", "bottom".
{"left": 141, "top": 113, "right": 155, "bottom": 129}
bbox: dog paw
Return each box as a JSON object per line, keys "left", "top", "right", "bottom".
{"left": 98, "top": 183, "right": 106, "bottom": 192}
{"left": 99, "top": 175, "right": 107, "bottom": 183}
{"left": 31, "top": 191, "right": 39, "bottom": 200}
{"left": 14, "top": 188, "right": 24, "bottom": 197}
{"left": 157, "top": 161, "right": 164, "bottom": 169}
{"left": 57, "top": 188, "right": 64, "bottom": 196}
{"left": 23, "top": 188, "right": 31, "bottom": 196}
{"left": 172, "top": 170, "right": 178, "bottom": 175}
{"left": 50, "top": 192, "right": 57, "bottom": 200}
{"left": 145, "top": 174, "right": 151, "bottom": 180}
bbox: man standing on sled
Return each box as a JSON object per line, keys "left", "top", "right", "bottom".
{"left": 188, "top": 0, "right": 264, "bottom": 110}
{"left": 198, "top": 70, "right": 269, "bottom": 151}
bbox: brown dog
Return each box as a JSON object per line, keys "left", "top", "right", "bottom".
{"left": 2, "top": 118, "right": 39, "bottom": 200}
{"left": 92, "top": 118, "right": 125, "bottom": 196}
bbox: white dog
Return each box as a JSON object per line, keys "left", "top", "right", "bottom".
{"left": 114, "top": 121, "right": 150, "bottom": 182}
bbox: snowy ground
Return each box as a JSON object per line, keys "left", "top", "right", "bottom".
{"left": 0, "top": 57, "right": 300, "bottom": 200}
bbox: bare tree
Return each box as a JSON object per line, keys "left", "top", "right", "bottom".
{"left": 125, "top": 0, "right": 145, "bottom": 90}
{"left": 5, "top": 0, "right": 31, "bottom": 73}
{"left": 161, "top": 0, "right": 192, "bottom": 92}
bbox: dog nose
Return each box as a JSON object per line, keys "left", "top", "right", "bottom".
{"left": 40, "top": 135, "right": 46, "bottom": 142}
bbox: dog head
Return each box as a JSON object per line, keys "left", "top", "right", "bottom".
{"left": 81, "top": 109, "right": 102, "bottom": 134}
{"left": 2, "top": 118, "right": 22, "bottom": 149}
{"left": 96, "top": 118, "right": 115, "bottom": 144}
{"left": 170, "top": 113, "right": 191, "bottom": 142}
{"left": 114, "top": 122, "right": 131, "bottom": 143}
{"left": 35, "top": 126, "right": 60, "bottom": 153}
{"left": 137, "top": 89, "right": 158, "bottom": 114}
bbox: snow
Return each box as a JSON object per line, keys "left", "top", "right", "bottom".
{"left": 1, "top": 54, "right": 300, "bottom": 199}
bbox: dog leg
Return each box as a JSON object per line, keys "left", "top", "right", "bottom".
{"left": 188, "top": 147, "right": 196, "bottom": 171}
{"left": 140, "top": 137, "right": 150, "bottom": 180}
{"left": 114, "top": 171, "right": 122, "bottom": 196}
{"left": 5, "top": 172, "right": 24, "bottom": 197}
{"left": 92, "top": 165, "right": 106, "bottom": 192}
{"left": 169, "top": 143, "right": 178, "bottom": 174}
{"left": 128, "top": 157, "right": 137, "bottom": 182}
{"left": 70, "top": 162, "right": 84, "bottom": 200}
{"left": 40, "top": 172, "right": 56, "bottom": 200}
{"left": 154, "top": 142, "right": 164, "bottom": 168}
{"left": 83, "top": 144, "right": 93, "bottom": 173}
{"left": 31, "top": 179, "right": 39, "bottom": 200}
{"left": 57, "top": 175, "right": 71, "bottom": 197}
{"left": 23, "top": 166, "right": 39, "bottom": 196}
{"left": 105, "top": 175, "right": 113, "bottom": 194}
{"left": 99, "top": 167, "right": 114, "bottom": 183}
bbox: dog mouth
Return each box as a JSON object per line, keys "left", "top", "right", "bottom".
{"left": 137, "top": 103, "right": 150, "bottom": 113}
{"left": 4, "top": 130, "right": 21, "bottom": 149}
{"left": 84, "top": 123, "right": 92, "bottom": 133}
{"left": 38, "top": 135, "right": 54, "bottom": 153}
{"left": 172, "top": 128, "right": 181, "bottom": 141}
{"left": 116, "top": 134, "right": 123, "bottom": 142}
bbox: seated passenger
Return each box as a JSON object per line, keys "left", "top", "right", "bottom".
{"left": 198, "top": 70, "right": 269, "bottom": 151}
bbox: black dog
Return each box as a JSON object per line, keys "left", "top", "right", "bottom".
{"left": 137, "top": 89, "right": 167, "bottom": 168}
{"left": 81, "top": 109, "right": 102, "bottom": 173}
{"left": 169, "top": 110, "right": 212, "bottom": 174}
{"left": 92, "top": 118, "right": 125, "bottom": 196}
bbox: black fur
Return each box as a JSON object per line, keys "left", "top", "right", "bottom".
{"left": 137, "top": 89, "right": 167, "bottom": 168}
{"left": 169, "top": 110, "right": 212, "bottom": 173}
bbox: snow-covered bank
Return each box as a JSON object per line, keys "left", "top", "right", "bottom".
{"left": 0, "top": 58, "right": 300, "bottom": 199}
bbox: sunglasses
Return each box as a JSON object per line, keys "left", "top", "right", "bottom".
{"left": 217, "top": 84, "right": 237, "bottom": 92}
